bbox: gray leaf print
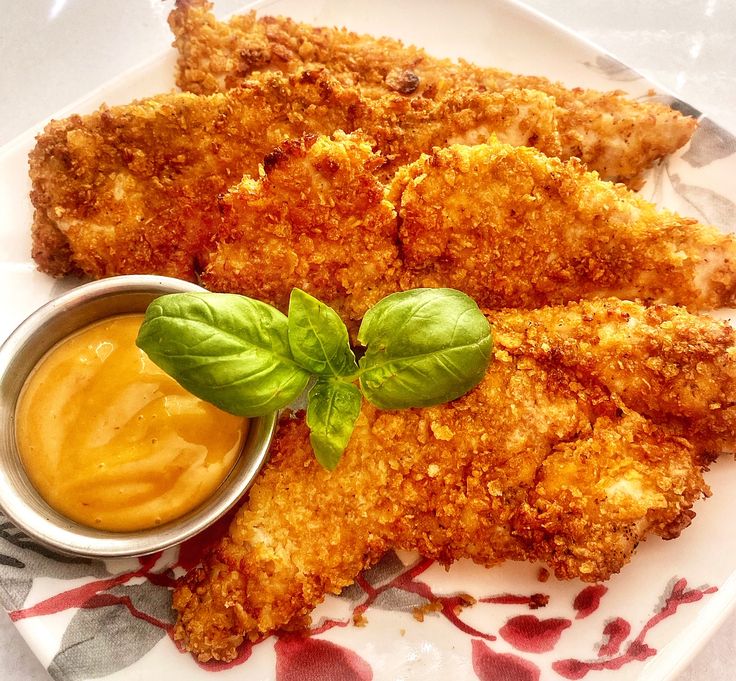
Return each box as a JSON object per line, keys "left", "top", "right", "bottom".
{"left": 666, "top": 97, "right": 702, "bottom": 120}
{"left": 338, "top": 581, "right": 366, "bottom": 604}
{"left": 362, "top": 550, "right": 412, "bottom": 588}
{"left": 372, "top": 587, "right": 429, "bottom": 613}
{"left": 47, "top": 595, "right": 167, "bottom": 681}
{"left": 338, "top": 551, "right": 413, "bottom": 602}
{"left": 682, "top": 117, "right": 736, "bottom": 167}
{"left": 108, "top": 581, "right": 176, "bottom": 626}
{"left": 0, "top": 517, "right": 108, "bottom": 589}
{"left": 669, "top": 173, "right": 736, "bottom": 229}
{"left": 583, "top": 55, "right": 640, "bottom": 82}
{"left": 0, "top": 573, "right": 33, "bottom": 610}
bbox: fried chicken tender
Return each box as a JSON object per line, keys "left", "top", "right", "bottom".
{"left": 169, "top": 0, "right": 697, "bottom": 184}
{"left": 203, "top": 134, "right": 736, "bottom": 324}
{"left": 202, "top": 132, "right": 400, "bottom": 326}
{"left": 29, "top": 70, "right": 560, "bottom": 279}
{"left": 491, "top": 301, "right": 736, "bottom": 459}
{"left": 391, "top": 141, "right": 736, "bottom": 311}
{"left": 172, "top": 298, "right": 734, "bottom": 662}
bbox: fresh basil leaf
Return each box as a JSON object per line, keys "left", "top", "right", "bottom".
{"left": 357, "top": 288, "right": 492, "bottom": 409}
{"left": 136, "top": 292, "right": 310, "bottom": 417}
{"left": 288, "top": 288, "right": 359, "bottom": 377}
{"left": 306, "top": 379, "right": 362, "bottom": 470}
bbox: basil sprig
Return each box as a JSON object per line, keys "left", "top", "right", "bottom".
{"left": 137, "top": 288, "right": 492, "bottom": 470}
{"left": 357, "top": 289, "right": 493, "bottom": 409}
{"left": 136, "top": 293, "right": 310, "bottom": 417}
{"left": 306, "top": 380, "right": 362, "bottom": 470}
{"left": 287, "top": 288, "right": 358, "bottom": 378}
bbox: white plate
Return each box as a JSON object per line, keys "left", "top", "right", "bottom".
{"left": 2, "top": 1, "right": 736, "bottom": 680}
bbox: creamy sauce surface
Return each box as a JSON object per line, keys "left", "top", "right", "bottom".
{"left": 16, "top": 314, "right": 248, "bottom": 532}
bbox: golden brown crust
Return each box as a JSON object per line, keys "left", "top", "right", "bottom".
{"left": 28, "top": 71, "right": 560, "bottom": 278}
{"left": 201, "top": 132, "right": 401, "bottom": 328}
{"left": 172, "top": 297, "right": 724, "bottom": 661}
{"left": 201, "top": 135, "right": 736, "bottom": 318}
{"left": 489, "top": 300, "right": 736, "bottom": 460}
{"left": 32, "top": 127, "right": 736, "bottom": 317}
{"left": 28, "top": 77, "right": 357, "bottom": 279}
{"left": 391, "top": 142, "right": 736, "bottom": 311}
{"left": 169, "top": 0, "right": 697, "bottom": 184}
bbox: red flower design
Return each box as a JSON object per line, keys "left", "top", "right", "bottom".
{"left": 472, "top": 639, "right": 540, "bottom": 681}
{"left": 498, "top": 615, "right": 571, "bottom": 653}
{"left": 573, "top": 585, "right": 607, "bottom": 620}
{"left": 275, "top": 636, "right": 373, "bottom": 681}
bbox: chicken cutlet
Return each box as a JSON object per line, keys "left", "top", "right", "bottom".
{"left": 29, "top": 70, "right": 560, "bottom": 279}
{"left": 200, "top": 132, "right": 402, "bottom": 327}
{"left": 391, "top": 141, "right": 736, "bottom": 311}
{"left": 172, "top": 297, "right": 736, "bottom": 662}
{"left": 169, "top": 0, "right": 697, "bottom": 185}
{"left": 492, "top": 301, "right": 736, "bottom": 459}
{"left": 203, "top": 133, "right": 736, "bottom": 327}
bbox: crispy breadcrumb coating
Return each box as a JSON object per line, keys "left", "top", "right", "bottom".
{"left": 29, "top": 71, "right": 560, "bottom": 279}
{"left": 491, "top": 300, "right": 736, "bottom": 459}
{"left": 32, "top": 125, "right": 736, "bottom": 322}
{"left": 169, "top": 0, "right": 697, "bottom": 184}
{"left": 391, "top": 141, "right": 736, "bottom": 311}
{"left": 201, "top": 132, "right": 401, "bottom": 328}
{"left": 203, "top": 134, "right": 736, "bottom": 323}
{"left": 172, "top": 298, "right": 733, "bottom": 662}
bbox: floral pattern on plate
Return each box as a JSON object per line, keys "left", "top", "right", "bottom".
{"left": 1, "top": 0, "right": 736, "bottom": 679}
{"left": 0, "top": 515, "right": 721, "bottom": 680}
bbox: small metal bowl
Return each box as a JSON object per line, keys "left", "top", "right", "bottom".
{"left": 0, "top": 275, "right": 276, "bottom": 557}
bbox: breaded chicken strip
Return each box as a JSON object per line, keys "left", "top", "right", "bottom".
{"left": 201, "top": 132, "right": 401, "bottom": 327}
{"left": 172, "top": 298, "right": 735, "bottom": 662}
{"left": 391, "top": 141, "right": 736, "bottom": 311}
{"left": 169, "top": 0, "right": 697, "bottom": 184}
{"left": 203, "top": 134, "right": 736, "bottom": 323}
{"left": 492, "top": 301, "right": 736, "bottom": 459}
{"left": 29, "top": 71, "right": 559, "bottom": 279}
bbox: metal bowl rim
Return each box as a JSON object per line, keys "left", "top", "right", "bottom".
{"left": 0, "top": 275, "right": 276, "bottom": 557}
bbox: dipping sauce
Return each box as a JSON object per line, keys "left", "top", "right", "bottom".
{"left": 15, "top": 314, "right": 248, "bottom": 532}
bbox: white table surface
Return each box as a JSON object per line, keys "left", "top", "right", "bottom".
{"left": 1, "top": 1, "right": 734, "bottom": 679}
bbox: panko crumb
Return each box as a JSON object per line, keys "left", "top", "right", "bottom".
{"left": 413, "top": 601, "right": 443, "bottom": 622}
{"left": 430, "top": 422, "right": 454, "bottom": 441}
{"left": 452, "top": 593, "right": 477, "bottom": 615}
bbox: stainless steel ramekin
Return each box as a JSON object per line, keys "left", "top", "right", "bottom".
{"left": 0, "top": 275, "right": 276, "bottom": 557}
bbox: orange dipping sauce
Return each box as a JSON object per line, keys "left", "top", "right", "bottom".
{"left": 15, "top": 314, "right": 248, "bottom": 532}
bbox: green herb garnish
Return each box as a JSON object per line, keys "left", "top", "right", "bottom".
{"left": 136, "top": 288, "right": 492, "bottom": 470}
{"left": 357, "top": 288, "right": 493, "bottom": 409}
{"left": 306, "top": 379, "right": 363, "bottom": 470}
{"left": 287, "top": 288, "right": 359, "bottom": 378}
